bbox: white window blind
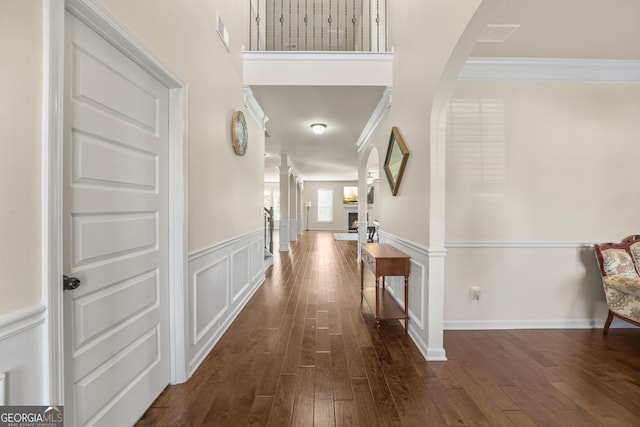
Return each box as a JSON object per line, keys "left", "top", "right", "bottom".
{"left": 317, "top": 188, "right": 333, "bottom": 222}
{"left": 448, "top": 98, "right": 506, "bottom": 184}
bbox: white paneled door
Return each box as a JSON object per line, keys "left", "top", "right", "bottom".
{"left": 63, "top": 12, "right": 170, "bottom": 426}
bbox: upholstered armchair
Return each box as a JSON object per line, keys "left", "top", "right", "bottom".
{"left": 594, "top": 235, "right": 640, "bottom": 334}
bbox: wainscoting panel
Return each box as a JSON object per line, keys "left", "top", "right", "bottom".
{"left": 0, "top": 304, "right": 47, "bottom": 405}
{"left": 377, "top": 231, "right": 431, "bottom": 356}
{"left": 250, "top": 239, "right": 263, "bottom": 282}
{"left": 231, "top": 246, "right": 250, "bottom": 304}
{"left": 187, "top": 230, "right": 265, "bottom": 375}
{"left": 407, "top": 260, "right": 426, "bottom": 330}
{"left": 192, "top": 256, "right": 229, "bottom": 344}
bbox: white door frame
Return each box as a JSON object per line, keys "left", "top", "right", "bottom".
{"left": 43, "top": 0, "right": 188, "bottom": 405}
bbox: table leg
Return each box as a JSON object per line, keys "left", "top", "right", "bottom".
{"left": 376, "top": 276, "right": 381, "bottom": 327}
{"left": 404, "top": 275, "right": 409, "bottom": 333}
{"left": 360, "top": 260, "right": 364, "bottom": 299}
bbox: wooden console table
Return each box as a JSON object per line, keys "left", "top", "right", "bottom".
{"left": 360, "top": 243, "right": 410, "bottom": 332}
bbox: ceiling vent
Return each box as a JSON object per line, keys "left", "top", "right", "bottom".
{"left": 477, "top": 24, "right": 520, "bottom": 43}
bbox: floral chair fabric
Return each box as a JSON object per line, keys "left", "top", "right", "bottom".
{"left": 595, "top": 235, "right": 640, "bottom": 334}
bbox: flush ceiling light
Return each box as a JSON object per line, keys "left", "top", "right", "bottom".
{"left": 310, "top": 123, "right": 327, "bottom": 135}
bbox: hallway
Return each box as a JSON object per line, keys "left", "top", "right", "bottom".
{"left": 136, "top": 231, "right": 640, "bottom": 426}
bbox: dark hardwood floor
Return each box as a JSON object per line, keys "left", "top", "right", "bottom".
{"left": 137, "top": 231, "right": 640, "bottom": 426}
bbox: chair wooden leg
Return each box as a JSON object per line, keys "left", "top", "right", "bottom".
{"left": 603, "top": 310, "right": 614, "bottom": 335}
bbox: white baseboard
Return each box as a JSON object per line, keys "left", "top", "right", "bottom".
{"left": 444, "top": 318, "right": 631, "bottom": 330}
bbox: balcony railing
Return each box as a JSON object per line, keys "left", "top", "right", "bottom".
{"left": 248, "top": 0, "right": 389, "bottom": 52}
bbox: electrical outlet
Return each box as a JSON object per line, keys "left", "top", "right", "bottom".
{"left": 470, "top": 286, "right": 481, "bottom": 301}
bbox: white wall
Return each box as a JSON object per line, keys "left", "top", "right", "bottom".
{"left": 362, "top": 0, "right": 483, "bottom": 248}
{"left": 0, "top": 1, "right": 47, "bottom": 405}
{"left": 0, "top": 0, "right": 43, "bottom": 316}
{"left": 358, "top": 0, "right": 488, "bottom": 360}
{"left": 445, "top": 80, "right": 640, "bottom": 326}
{"left": 100, "top": 0, "right": 265, "bottom": 252}
{"left": 99, "top": 0, "right": 267, "bottom": 376}
{"left": 0, "top": 0, "right": 267, "bottom": 405}
{"left": 303, "top": 181, "right": 359, "bottom": 231}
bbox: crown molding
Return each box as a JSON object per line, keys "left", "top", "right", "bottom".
{"left": 460, "top": 57, "right": 640, "bottom": 83}
{"left": 243, "top": 86, "right": 269, "bottom": 130}
{"left": 356, "top": 86, "right": 392, "bottom": 151}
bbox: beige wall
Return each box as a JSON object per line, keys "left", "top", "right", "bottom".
{"left": 303, "top": 181, "right": 359, "bottom": 231}
{"left": 0, "top": 0, "right": 43, "bottom": 316}
{"left": 361, "top": 0, "right": 483, "bottom": 247}
{"left": 0, "top": 0, "right": 264, "bottom": 315}
{"left": 101, "top": 0, "right": 265, "bottom": 252}
{"left": 445, "top": 80, "right": 640, "bottom": 322}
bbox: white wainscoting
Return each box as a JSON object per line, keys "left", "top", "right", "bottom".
{"left": 376, "top": 231, "right": 434, "bottom": 359}
{"left": 0, "top": 304, "right": 47, "bottom": 405}
{"left": 187, "top": 229, "right": 265, "bottom": 376}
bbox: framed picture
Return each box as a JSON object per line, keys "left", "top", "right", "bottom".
{"left": 384, "top": 127, "right": 410, "bottom": 196}
{"left": 367, "top": 185, "right": 374, "bottom": 204}
{"left": 343, "top": 186, "right": 358, "bottom": 204}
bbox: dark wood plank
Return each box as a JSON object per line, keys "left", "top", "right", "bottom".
{"left": 334, "top": 400, "right": 359, "bottom": 427}
{"left": 329, "top": 335, "right": 353, "bottom": 400}
{"left": 315, "top": 351, "right": 333, "bottom": 400}
{"left": 246, "top": 396, "right": 273, "bottom": 427}
{"left": 291, "top": 367, "right": 315, "bottom": 427}
{"left": 300, "top": 318, "right": 317, "bottom": 367}
{"left": 314, "top": 398, "right": 335, "bottom": 427}
{"left": 360, "top": 347, "right": 403, "bottom": 426}
{"left": 267, "top": 374, "right": 297, "bottom": 427}
{"left": 342, "top": 333, "right": 367, "bottom": 379}
{"left": 352, "top": 378, "right": 380, "bottom": 427}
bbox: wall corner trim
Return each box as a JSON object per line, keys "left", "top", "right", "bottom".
{"left": 356, "top": 86, "right": 392, "bottom": 152}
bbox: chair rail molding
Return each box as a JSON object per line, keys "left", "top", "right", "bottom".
{"left": 460, "top": 57, "right": 640, "bottom": 83}
{"left": 446, "top": 240, "right": 596, "bottom": 249}
{"left": 0, "top": 304, "right": 46, "bottom": 341}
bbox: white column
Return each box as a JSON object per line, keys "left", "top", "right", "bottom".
{"left": 297, "top": 180, "right": 303, "bottom": 235}
{"left": 278, "top": 155, "right": 290, "bottom": 252}
{"left": 289, "top": 174, "right": 297, "bottom": 242}
{"left": 357, "top": 163, "right": 369, "bottom": 262}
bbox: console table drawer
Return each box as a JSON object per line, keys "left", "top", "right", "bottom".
{"left": 361, "top": 250, "right": 376, "bottom": 271}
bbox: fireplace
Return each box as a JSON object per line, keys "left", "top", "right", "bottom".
{"left": 348, "top": 212, "right": 358, "bottom": 232}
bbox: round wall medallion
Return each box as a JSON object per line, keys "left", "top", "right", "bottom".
{"left": 231, "top": 111, "right": 248, "bottom": 156}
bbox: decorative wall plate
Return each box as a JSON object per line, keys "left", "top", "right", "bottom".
{"left": 231, "top": 111, "right": 248, "bottom": 156}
